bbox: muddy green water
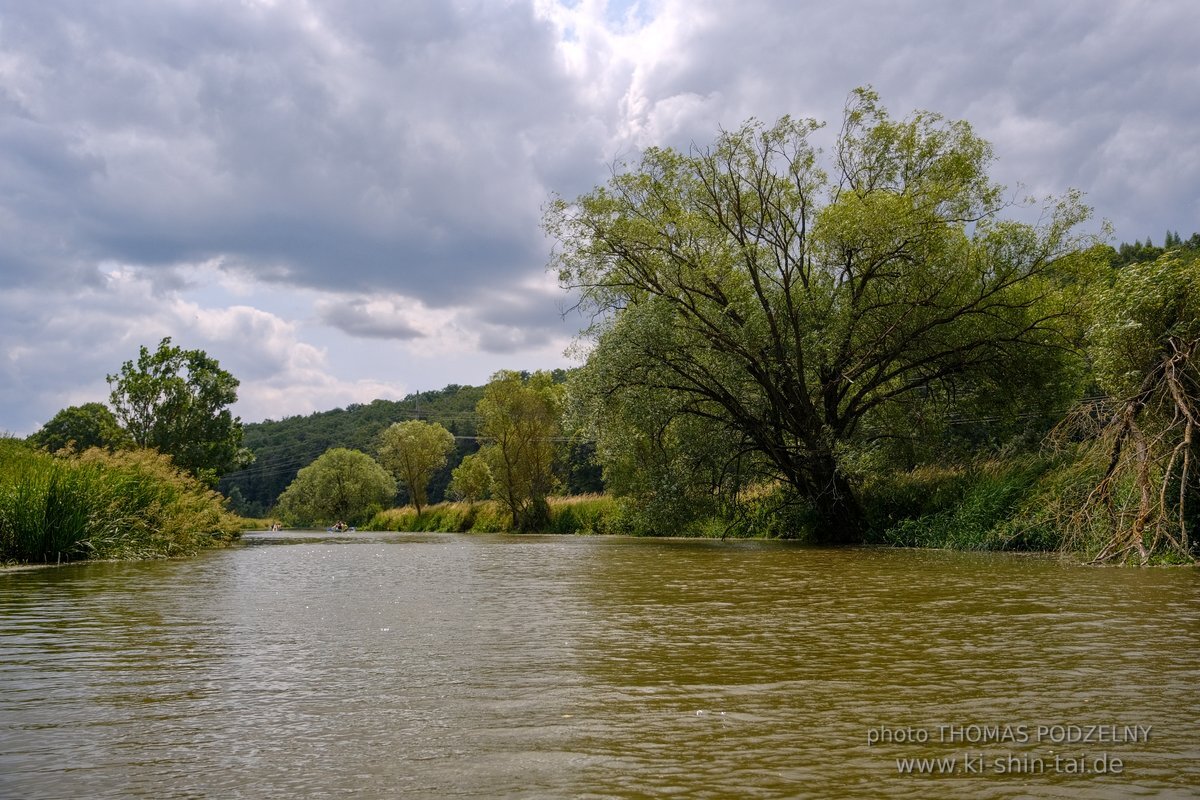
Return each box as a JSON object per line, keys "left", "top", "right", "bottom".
{"left": 1, "top": 532, "right": 1197, "bottom": 799}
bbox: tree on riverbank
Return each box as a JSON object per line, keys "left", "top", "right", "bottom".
{"left": 477, "top": 371, "right": 563, "bottom": 530}
{"left": 448, "top": 452, "right": 491, "bottom": 503}
{"left": 377, "top": 420, "right": 456, "bottom": 515}
{"left": 108, "top": 338, "right": 251, "bottom": 487}
{"left": 548, "top": 88, "right": 1101, "bottom": 543}
{"left": 274, "top": 448, "right": 395, "bottom": 527}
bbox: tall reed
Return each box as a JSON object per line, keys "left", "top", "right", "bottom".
{"left": 366, "top": 493, "right": 623, "bottom": 534}
{"left": 0, "top": 439, "right": 242, "bottom": 564}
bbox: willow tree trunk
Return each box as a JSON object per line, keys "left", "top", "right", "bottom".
{"left": 801, "top": 455, "right": 867, "bottom": 545}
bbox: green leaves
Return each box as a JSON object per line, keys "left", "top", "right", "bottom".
{"left": 476, "top": 370, "right": 563, "bottom": 530}
{"left": 1090, "top": 251, "right": 1200, "bottom": 398}
{"left": 448, "top": 452, "right": 492, "bottom": 503}
{"left": 275, "top": 448, "right": 395, "bottom": 527}
{"left": 377, "top": 420, "right": 456, "bottom": 515}
{"left": 548, "top": 88, "right": 1100, "bottom": 540}
{"left": 28, "top": 403, "right": 130, "bottom": 453}
{"left": 107, "top": 337, "right": 250, "bottom": 486}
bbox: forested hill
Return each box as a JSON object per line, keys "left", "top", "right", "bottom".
{"left": 1111, "top": 230, "right": 1200, "bottom": 266}
{"left": 220, "top": 383, "right": 487, "bottom": 517}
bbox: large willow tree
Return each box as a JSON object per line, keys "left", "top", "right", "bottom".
{"left": 548, "top": 89, "right": 1100, "bottom": 543}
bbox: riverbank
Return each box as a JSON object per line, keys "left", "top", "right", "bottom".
{"left": 367, "top": 453, "right": 1198, "bottom": 565}
{"left": 6, "top": 437, "right": 1193, "bottom": 565}
{"left": 368, "top": 494, "right": 623, "bottom": 535}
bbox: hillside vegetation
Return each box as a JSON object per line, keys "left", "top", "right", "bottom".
{"left": 220, "top": 386, "right": 486, "bottom": 517}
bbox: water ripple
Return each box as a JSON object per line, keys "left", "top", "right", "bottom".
{"left": 1, "top": 535, "right": 1197, "bottom": 798}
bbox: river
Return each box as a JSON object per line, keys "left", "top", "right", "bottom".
{"left": 1, "top": 532, "right": 1197, "bottom": 799}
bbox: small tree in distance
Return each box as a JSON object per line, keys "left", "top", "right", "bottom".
{"left": 275, "top": 448, "right": 396, "bottom": 527}
{"left": 377, "top": 420, "right": 456, "bottom": 516}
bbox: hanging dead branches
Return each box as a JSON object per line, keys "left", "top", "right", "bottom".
{"left": 1053, "top": 336, "right": 1199, "bottom": 564}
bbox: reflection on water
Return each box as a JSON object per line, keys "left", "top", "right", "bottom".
{"left": 1, "top": 533, "right": 1197, "bottom": 798}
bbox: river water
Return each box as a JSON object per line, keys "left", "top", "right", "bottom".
{"left": 1, "top": 532, "right": 1197, "bottom": 799}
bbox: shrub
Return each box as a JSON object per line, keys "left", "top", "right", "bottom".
{"left": 861, "top": 455, "right": 1063, "bottom": 550}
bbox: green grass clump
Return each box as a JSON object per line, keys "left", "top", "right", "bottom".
{"left": 365, "top": 493, "right": 625, "bottom": 535}
{"left": 0, "top": 439, "right": 242, "bottom": 564}
{"left": 543, "top": 494, "right": 623, "bottom": 534}
{"left": 369, "top": 501, "right": 479, "bottom": 532}
{"left": 861, "top": 454, "right": 1064, "bottom": 550}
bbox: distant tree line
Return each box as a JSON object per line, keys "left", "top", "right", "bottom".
{"left": 1111, "top": 230, "right": 1199, "bottom": 267}
{"left": 219, "top": 371, "right": 602, "bottom": 520}
{"left": 269, "top": 369, "right": 578, "bottom": 530}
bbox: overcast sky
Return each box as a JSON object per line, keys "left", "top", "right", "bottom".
{"left": 2, "top": 0, "right": 1197, "bottom": 435}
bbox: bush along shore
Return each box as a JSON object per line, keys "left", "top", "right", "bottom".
{"left": 0, "top": 438, "right": 243, "bottom": 565}
{"left": 365, "top": 446, "right": 1194, "bottom": 565}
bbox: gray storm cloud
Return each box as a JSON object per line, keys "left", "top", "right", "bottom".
{"left": 1, "top": 0, "right": 1197, "bottom": 433}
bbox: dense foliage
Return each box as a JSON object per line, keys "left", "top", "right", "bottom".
{"left": 0, "top": 438, "right": 241, "bottom": 564}
{"left": 549, "top": 88, "right": 1100, "bottom": 543}
{"left": 448, "top": 453, "right": 492, "bottom": 503}
{"left": 1053, "top": 247, "right": 1200, "bottom": 562}
{"left": 377, "top": 420, "right": 457, "bottom": 515}
{"left": 476, "top": 371, "right": 564, "bottom": 530}
{"left": 107, "top": 337, "right": 250, "bottom": 486}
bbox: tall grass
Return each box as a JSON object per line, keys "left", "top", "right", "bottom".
{"left": 0, "top": 439, "right": 242, "bottom": 564}
{"left": 366, "top": 493, "right": 624, "bottom": 534}
{"left": 861, "top": 454, "right": 1065, "bottom": 551}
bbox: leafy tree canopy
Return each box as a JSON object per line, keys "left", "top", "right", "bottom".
{"left": 448, "top": 452, "right": 492, "bottom": 503}
{"left": 107, "top": 337, "right": 250, "bottom": 486}
{"left": 477, "top": 370, "right": 563, "bottom": 530}
{"left": 274, "top": 447, "right": 396, "bottom": 527}
{"left": 29, "top": 403, "right": 130, "bottom": 453}
{"left": 377, "top": 420, "right": 456, "bottom": 515}
{"left": 548, "top": 87, "right": 1102, "bottom": 542}
{"left": 1093, "top": 251, "right": 1200, "bottom": 399}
